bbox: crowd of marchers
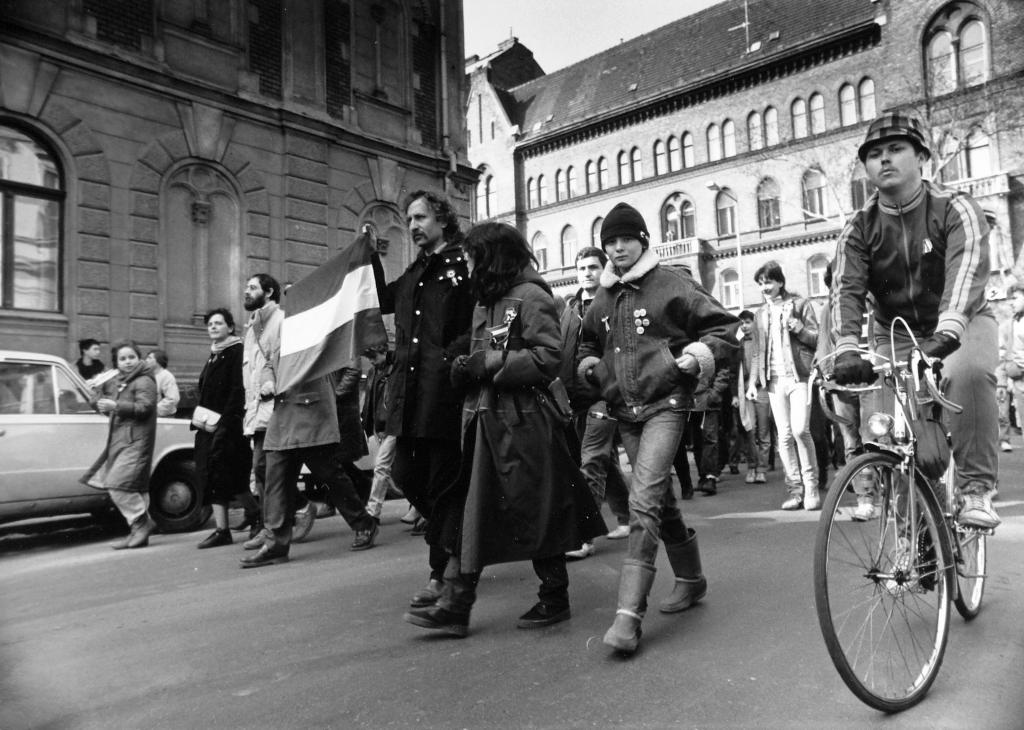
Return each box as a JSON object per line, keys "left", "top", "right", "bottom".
{"left": 77, "top": 113, "right": 1002, "bottom": 655}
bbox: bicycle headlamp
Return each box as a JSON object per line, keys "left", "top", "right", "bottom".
{"left": 867, "top": 413, "right": 895, "bottom": 438}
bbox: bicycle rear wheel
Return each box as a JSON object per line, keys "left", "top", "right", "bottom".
{"left": 814, "top": 451, "right": 953, "bottom": 712}
{"left": 953, "top": 525, "right": 986, "bottom": 619}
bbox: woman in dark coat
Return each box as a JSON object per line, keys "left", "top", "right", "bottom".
{"left": 81, "top": 339, "right": 159, "bottom": 549}
{"left": 403, "top": 221, "right": 606, "bottom": 637}
{"left": 194, "top": 308, "right": 256, "bottom": 549}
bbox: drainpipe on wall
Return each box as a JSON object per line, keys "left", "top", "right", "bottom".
{"left": 438, "top": 0, "right": 455, "bottom": 192}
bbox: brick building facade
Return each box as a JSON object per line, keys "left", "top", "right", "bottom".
{"left": 0, "top": 0, "right": 474, "bottom": 382}
{"left": 467, "top": 0, "right": 1024, "bottom": 313}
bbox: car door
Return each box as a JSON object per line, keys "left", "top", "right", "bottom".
{"left": 0, "top": 358, "right": 110, "bottom": 518}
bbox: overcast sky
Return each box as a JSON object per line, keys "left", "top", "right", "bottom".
{"left": 464, "top": 0, "right": 724, "bottom": 74}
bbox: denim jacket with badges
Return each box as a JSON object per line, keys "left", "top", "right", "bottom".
{"left": 579, "top": 249, "right": 738, "bottom": 422}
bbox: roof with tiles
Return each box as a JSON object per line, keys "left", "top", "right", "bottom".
{"left": 504, "top": 0, "right": 881, "bottom": 145}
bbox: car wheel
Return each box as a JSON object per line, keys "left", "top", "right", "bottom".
{"left": 149, "top": 460, "right": 211, "bottom": 533}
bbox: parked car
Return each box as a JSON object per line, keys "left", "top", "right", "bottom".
{"left": 0, "top": 350, "right": 209, "bottom": 532}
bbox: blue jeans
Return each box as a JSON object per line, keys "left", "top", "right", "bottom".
{"left": 617, "top": 409, "right": 689, "bottom": 567}
{"left": 576, "top": 409, "right": 631, "bottom": 526}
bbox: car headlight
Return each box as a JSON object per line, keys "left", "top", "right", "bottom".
{"left": 866, "top": 413, "right": 894, "bottom": 438}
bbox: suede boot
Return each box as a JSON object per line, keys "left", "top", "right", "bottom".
{"left": 659, "top": 528, "right": 707, "bottom": 613}
{"left": 603, "top": 560, "right": 656, "bottom": 654}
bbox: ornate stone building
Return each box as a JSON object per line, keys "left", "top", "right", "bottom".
{"left": 0, "top": 0, "right": 473, "bottom": 380}
{"left": 467, "top": 0, "right": 1024, "bottom": 311}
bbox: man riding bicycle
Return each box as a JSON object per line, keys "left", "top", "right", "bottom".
{"left": 830, "top": 111, "right": 1000, "bottom": 530}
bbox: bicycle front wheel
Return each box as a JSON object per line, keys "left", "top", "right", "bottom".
{"left": 814, "top": 451, "right": 953, "bottom": 713}
{"left": 953, "top": 525, "right": 986, "bottom": 619}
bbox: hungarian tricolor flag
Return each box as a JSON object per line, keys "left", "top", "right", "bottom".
{"left": 277, "top": 232, "right": 387, "bottom": 393}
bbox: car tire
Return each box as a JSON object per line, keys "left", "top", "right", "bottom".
{"left": 149, "top": 459, "right": 211, "bottom": 533}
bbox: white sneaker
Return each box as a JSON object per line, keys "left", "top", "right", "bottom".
{"left": 958, "top": 492, "right": 1001, "bottom": 530}
{"left": 1000, "top": 440, "right": 1013, "bottom": 452}
{"left": 851, "top": 497, "right": 877, "bottom": 522}
{"left": 781, "top": 495, "right": 803, "bottom": 510}
{"left": 605, "top": 525, "right": 630, "bottom": 540}
{"left": 803, "top": 487, "right": 821, "bottom": 511}
{"left": 565, "top": 542, "right": 595, "bottom": 560}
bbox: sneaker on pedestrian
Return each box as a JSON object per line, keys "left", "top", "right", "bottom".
{"left": 1000, "top": 440, "right": 1013, "bottom": 452}
{"left": 754, "top": 472, "right": 767, "bottom": 484}
{"left": 697, "top": 476, "right": 717, "bottom": 496}
{"left": 851, "top": 496, "right": 877, "bottom": 522}
{"left": 745, "top": 470, "right": 757, "bottom": 484}
{"left": 410, "top": 516, "right": 428, "bottom": 536}
{"left": 957, "top": 491, "right": 1001, "bottom": 530}
{"left": 606, "top": 524, "right": 630, "bottom": 540}
{"left": 565, "top": 542, "right": 595, "bottom": 560}
{"left": 400, "top": 506, "right": 420, "bottom": 524}
{"left": 803, "top": 486, "right": 821, "bottom": 511}
{"left": 781, "top": 494, "right": 803, "bottom": 510}
{"left": 292, "top": 504, "right": 316, "bottom": 543}
{"left": 516, "top": 602, "right": 571, "bottom": 629}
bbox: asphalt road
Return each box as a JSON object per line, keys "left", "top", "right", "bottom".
{"left": 2, "top": 454, "right": 1023, "bottom": 730}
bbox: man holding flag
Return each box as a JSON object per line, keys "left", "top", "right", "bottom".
{"left": 240, "top": 232, "right": 387, "bottom": 567}
{"left": 373, "top": 190, "right": 474, "bottom": 608}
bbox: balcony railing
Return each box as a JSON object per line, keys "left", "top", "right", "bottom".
{"left": 654, "top": 236, "right": 700, "bottom": 260}
{"left": 946, "top": 172, "right": 1010, "bottom": 199}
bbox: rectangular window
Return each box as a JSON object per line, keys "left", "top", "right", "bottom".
{"left": 1, "top": 194, "right": 60, "bottom": 311}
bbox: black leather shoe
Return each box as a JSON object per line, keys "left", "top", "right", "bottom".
{"left": 516, "top": 602, "right": 571, "bottom": 629}
{"left": 198, "top": 529, "right": 233, "bottom": 549}
{"left": 403, "top": 605, "right": 469, "bottom": 637}
{"left": 410, "top": 517, "right": 428, "bottom": 536}
{"left": 410, "top": 578, "right": 443, "bottom": 607}
{"left": 350, "top": 521, "right": 379, "bottom": 551}
{"left": 239, "top": 544, "right": 290, "bottom": 568}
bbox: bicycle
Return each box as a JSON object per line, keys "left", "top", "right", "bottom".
{"left": 810, "top": 319, "right": 991, "bottom": 713}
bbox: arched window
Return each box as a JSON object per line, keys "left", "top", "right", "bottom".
{"left": 681, "top": 132, "right": 695, "bottom": 168}
{"left": 722, "top": 119, "right": 736, "bottom": 158}
{"left": 661, "top": 193, "right": 696, "bottom": 242}
{"left": 566, "top": 166, "right": 577, "bottom": 198}
{"left": 475, "top": 170, "right": 491, "bottom": 219}
{"left": 809, "top": 93, "right": 825, "bottom": 134}
{"left": 527, "top": 177, "right": 536, "bottom": 209}
{"left": 802, "top": 168, "right": 828, "bottom": 219}
{"left": 555, "top": 169, "right": 565, "bottom": 202}
{"left": 485, "top": 175, "right": 495, "bottom": 217}
{"left": 598, "top": 157, "right": 609, "bottom": 190}
{"left": 538, "top": 174, "right": 548, "bottom": 206}
{"left": 630, "top": 147, "right": 642, "bottom": 182}
{"left": 927, "top": 31, "right": 956, "bottom": 96}
{"left": 0, "top": 125, "right": 63, "bottom": 311}
{"left": 653, "top": 140, "right": 666, "bottom": 176}
{"left": 839, "top": 84, "right": 857, "bottom": 126}
{"left": 531, "top": 231, "right": 549, "bottom": 271}
{"left": 960, "top": 19, "right": 988, "bottom": 86}
{"left": 858, "top": 78, "right": 876, "bottom": 119}
{"left": 617, "top": 150, "right": 630, "bottom": 185}
{"left": 707, "top": 123, "right": 722, "bottom": 162}
{"left": 764, "top": 107, "right": 779, "bottom": 146}
{"left": 715, "top": 189, "right": 737, "bottom": 237}
{"left": 850, "top": 172, "right": 876, "bottom": 210}
{"left": 585, "top": 160, "right": 596, "bottom": 194}
{"left": 560, "top": 225, "right": 578, "bottom": 268}
{"left": 925, "top": 4, "right": 990, "bottom": 95}
{"left": 808, "top": 255, "right": 829, "bottom": 298}
{"left": 747, "top": 112, "right": 763, "bottom": 151}
{"left": 591, "top": 217, "right": 604, "bottom": 247}
{"left": 791, "top": 98, "right": 808, "bottom": 139}
{"left": 667, "top": 136, "right": 680, "bottom": 172}
{"left": 720, "top": 269, "right": 740, "bottom": 309}
{"left": 756, "top": 178, "right": 781, "bottom": 230}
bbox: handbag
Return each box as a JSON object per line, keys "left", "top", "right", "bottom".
{"left": 191, "top": 405, "right": 222, "bottom": 433}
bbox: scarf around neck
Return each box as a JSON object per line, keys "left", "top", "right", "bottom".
{"left": 211, "top": 335, "right": 242, "bottom": 353}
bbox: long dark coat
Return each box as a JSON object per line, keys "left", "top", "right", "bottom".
{"left": 82, "top": 362, "right": 157, "bottom": 493}
{"left": 440, "top": 268, "right": 606, "bottom": 573}
{"left": 374, "top": 242, "right": 474, "bottom": 442}
{"left": 193, "top": 341, "right": 252, "bottom": 504}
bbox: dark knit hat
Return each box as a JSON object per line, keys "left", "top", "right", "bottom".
{"left": 600, "top": 203, "right": 649, "bottom": 247}
{"left": 858, "top": 112, "right": 932, "bottom": 163}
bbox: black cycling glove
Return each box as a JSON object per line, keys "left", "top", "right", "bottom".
{"left": 832, "top": 351, "right": 877, "bottom": 385}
